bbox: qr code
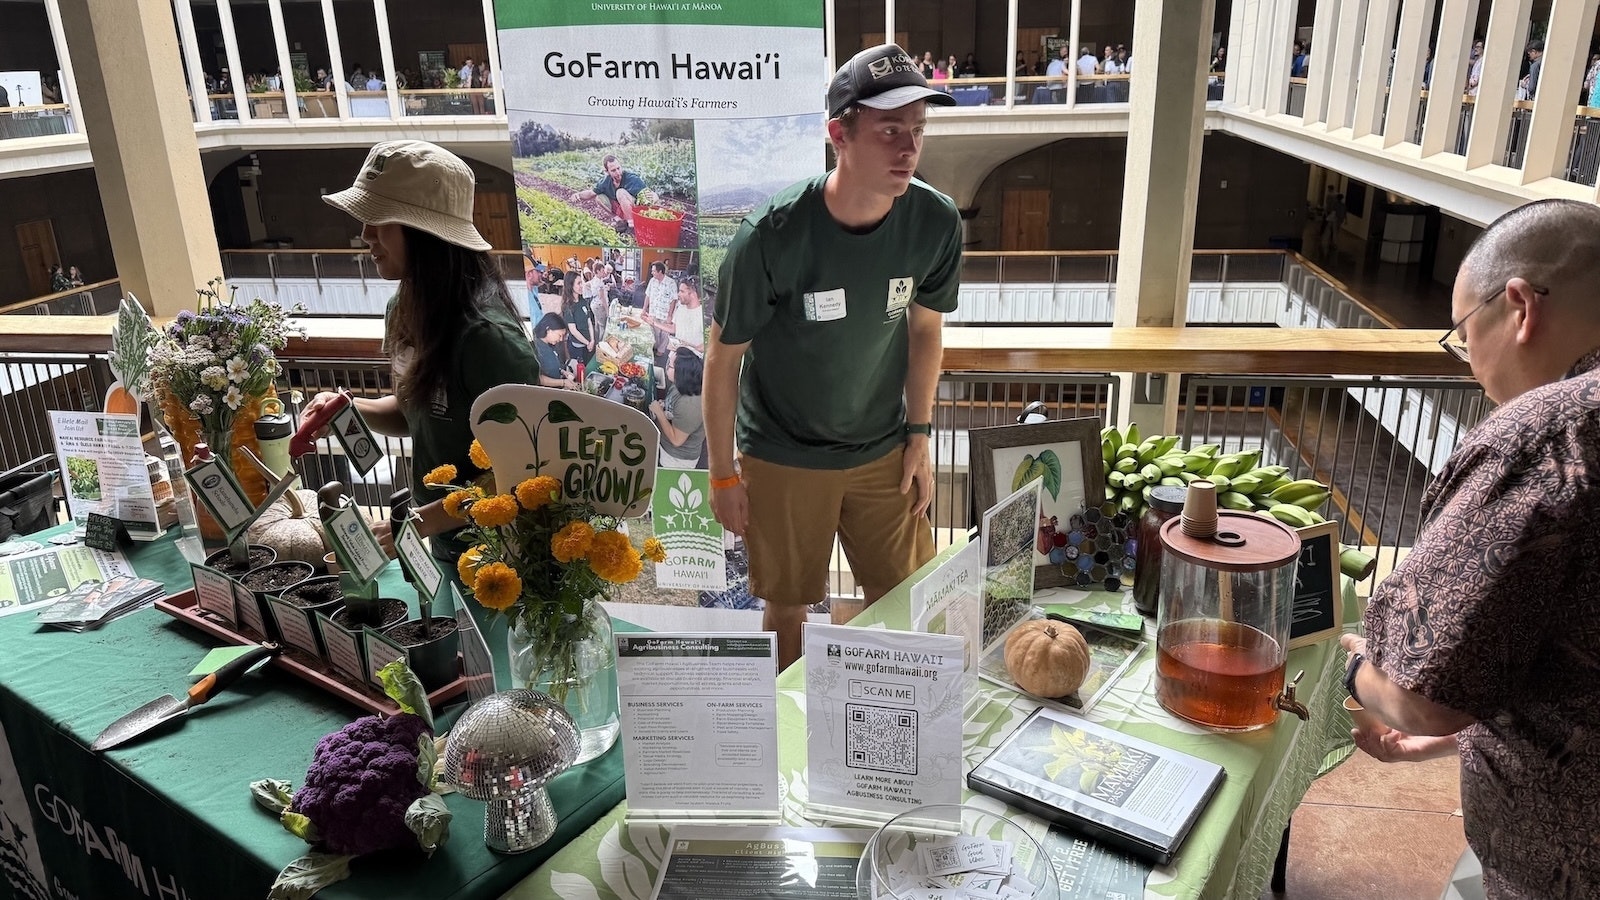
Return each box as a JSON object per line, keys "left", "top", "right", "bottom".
{"left": 845, "top": 703, "right": 918, "bottom": 775}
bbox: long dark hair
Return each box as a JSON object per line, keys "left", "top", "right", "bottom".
{"left": 671, "top": 347, "right": 703, "bottom": 396}
{"left": 387, "top": 226, "right": 518, "bottom": 409}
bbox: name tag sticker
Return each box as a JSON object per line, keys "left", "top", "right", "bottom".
{"left": 803, "top": 288, "right": 847, "bottom": 322}
{"left": 886, "top": 277, "right": 914, "bottom": 320}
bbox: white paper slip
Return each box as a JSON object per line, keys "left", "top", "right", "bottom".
{"left": 920, "top": 835, "right": 1003, "bottom": 878}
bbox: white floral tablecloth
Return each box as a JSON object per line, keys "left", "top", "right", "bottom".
{"left": 507, "top": 545, "right": 1358, "bottom": 900}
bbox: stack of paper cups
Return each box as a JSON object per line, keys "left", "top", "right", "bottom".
{"left": 1181, "top": 481, "right": 1220, "bottom": 539}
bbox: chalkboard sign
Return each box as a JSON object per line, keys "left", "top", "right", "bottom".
{"left": 1288, "top": 521, "right": 1342, "bottom": 650}
{"left": 84, "top": 513, "right": 127, "bottom": 552}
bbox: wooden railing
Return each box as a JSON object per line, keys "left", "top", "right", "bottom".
{"left": 0, "top": 279, "right": 121, "bottom": 317}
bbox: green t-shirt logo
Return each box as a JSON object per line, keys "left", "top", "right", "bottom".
{"left": 886, "top": 277, "right": 914, "bottom": 321}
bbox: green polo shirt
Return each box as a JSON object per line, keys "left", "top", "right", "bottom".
{"left": 714, "top": 172, "right": 962, "bottom": 470}
{"left": 384, "top": 292, "right": 540, "bottom": 557}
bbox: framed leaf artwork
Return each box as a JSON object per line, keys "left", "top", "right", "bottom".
{"left": 969, "top": 416, "right": 1106, "bottom": 589}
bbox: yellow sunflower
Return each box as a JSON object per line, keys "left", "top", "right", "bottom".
{"left": 442, "top": 489, "right": 473, "bottom": 520}
{"left": 457, "top": 544, "right": 488, "bottom": 583}
{"left": 588, "top": 529, "right": 643, "bottom": 583}
{"left": 469, "top": 494, "right": 520, "bottom": 529}
{"left": 422, "top": 464, "right": 458, "bottom": 486}
{"left": 472, "top": 562, "right": 522, "bottom": 611}
{"left": 642, "top": 537, "right": 667, "bottom": 564}
{"left": 551, "top": 521, "right": 595, "bottom": 563}
{"left": 515, "top": 475, "right": 562, "bottom": 511}
{"left": 469, "top": 439, "right": 492, "bottom": 470}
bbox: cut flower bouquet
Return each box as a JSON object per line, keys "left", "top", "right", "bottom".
{"left": 428, "top": 441, "right": 665, "bottom": 702}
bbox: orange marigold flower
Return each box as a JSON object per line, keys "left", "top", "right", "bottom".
{"left": 469, "top": 439, "right": 492, "bottom": 470}
{"left": 515, "top": 475, "right": 562, "bottom": 511}
{"left": 442, "top": 490, "right": 473, "bottom": 520}
{"left": 588, "top": 529, "right": 643, "bottom": 583}
{"left": 472, "top": 562, "right": 521, "bottom": 611}
{"left": 642, "top": 537, "right": 666, "bottom": 564}
{"left": 422, "top": 464, "right": 457, "bottom": 486}
{"left": 551, "top": 521, "right": 595, "bottom": 563}
{"left": 457, "top": 545, "right": 487, "bottom": 584}
{"left": 469, "top": 494, "right": 519, "bottom": 529}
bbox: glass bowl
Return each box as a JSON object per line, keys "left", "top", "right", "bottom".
{"left": 856, "top": 803, "right": 1060, "bottom": 900}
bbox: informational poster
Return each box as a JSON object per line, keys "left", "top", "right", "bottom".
{"left": 49, "top": 411, "right": 160, "bottom": 539}
{"left": 909, "top": 541, "right": 982, "bottom": 672}
{"left": 495, "top": 0, "right": 825, "bottom": 415}
{"left": 650, "top": 471, "right": 726, "bottom": 591}
{"left": 803, "top": 623, "right": 966, "bottom": 824}
{"left": 618, "top": 633, "right": 778, "bottom": 823}
{"left": 0, "top": 544, "right": 132, "bottom": 615}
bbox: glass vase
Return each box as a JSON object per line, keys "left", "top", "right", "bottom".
{"left": 507, "top": 598, "right": 620, "bottom": 765}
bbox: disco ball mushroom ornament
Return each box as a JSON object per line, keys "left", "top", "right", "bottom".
{"left": 443, "top": 689, "right": 580, "bottom": 853}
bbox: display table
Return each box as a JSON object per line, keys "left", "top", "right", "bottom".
{"left": 512, "top": 541, "right": 1359, "bottom": 900}
{"left": 0, "top": 526, "right": 632, "bottom": 900}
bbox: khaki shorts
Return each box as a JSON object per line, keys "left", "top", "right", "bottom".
{"left": 741, "top": 447, "right": 935, "bottom": 609}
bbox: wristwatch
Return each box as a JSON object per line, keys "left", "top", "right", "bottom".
{"left": 1344, "top": 652, "right": 1365, "bottom": 705}
{"left": 905, "top": 423, "right": 932, "bottom": 437}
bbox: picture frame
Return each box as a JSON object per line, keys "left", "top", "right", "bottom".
{"left": 1288, "top": 520, "right": 1343, "bottom": 650}
{"left": 968, "top": 416, "right": 1106, "bottom": 589}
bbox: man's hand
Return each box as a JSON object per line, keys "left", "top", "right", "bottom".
{"left": 711, "top": 480, "right": 749, "bottom": 537}
{"left": 569, "top": 190, "right": 582, "bottom": 203}
{"left": 1353, "top": 727, "right": 1458, "bottom": 763}
{"left": 899, "top": 436, "right": 933, "bottom": 518}
{"left": 1339, "top": 632, "right": 1368, "bottom": 660}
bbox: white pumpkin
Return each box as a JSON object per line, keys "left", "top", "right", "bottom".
{"left": 246, "top": 489, "right": 328, "bottom": 565}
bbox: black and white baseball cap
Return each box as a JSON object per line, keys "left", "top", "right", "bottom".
{"left": 827, "top": 44, "right": 957, "bottom": 119}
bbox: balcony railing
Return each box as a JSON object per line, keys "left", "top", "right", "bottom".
{"left": 0, "top": 103, "right": 75, "bottom": 139}
{"left": 0, "top": 280, "right": 122, "bottom": 318}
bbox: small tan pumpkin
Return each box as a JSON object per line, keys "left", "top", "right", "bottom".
{"left": 1004, "top": 619, "right": 1092, "bottom": 698}
{"left": 246, "top": 489, "right": 328, "bottom": 565}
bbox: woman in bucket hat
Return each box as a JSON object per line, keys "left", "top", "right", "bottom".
{"left": 303, "top": 140, "right": 539, "bottom": 560}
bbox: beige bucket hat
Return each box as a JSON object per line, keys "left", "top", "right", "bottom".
{"left": 324, "top": 140, "right": 490, "bottom": 251}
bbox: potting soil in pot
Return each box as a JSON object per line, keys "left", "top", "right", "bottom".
{"left": 240, "top": 564, "right": 312, "bottom": 592}
{"left": 209, "top": 547, "right": 276, "bottom": 577}
{"left": 385, "top": 617, "right": 460, "bottom": 647}
{"left": 331, "top": 599, "right": 408, "bottom": 631}
{"left": 280, "top": 580, "right": 342, "bottom": 608}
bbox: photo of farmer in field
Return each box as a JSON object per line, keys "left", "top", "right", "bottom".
{"left": 510, "top": 112, "right": 698, "bottom": 250}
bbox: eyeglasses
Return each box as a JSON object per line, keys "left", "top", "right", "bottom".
{"left": 1438, "top": 284, "right": 1547, "bottom": 362}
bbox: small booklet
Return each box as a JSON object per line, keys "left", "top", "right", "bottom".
{"left": 977, "top": 611, "right": 1143, "bottom": 714}
{"left": 35, "top": 576, "right": 164, "bottom": 631}
{"left": 649, "top": 825, "right": 871, "bottom": 900}
{"left": 967, "top": 707, "right": 1225, "bottom": 865}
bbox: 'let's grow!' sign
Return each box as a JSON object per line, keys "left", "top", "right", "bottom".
{"left": 470, "top": 385, "right": 659, "bottom": 518}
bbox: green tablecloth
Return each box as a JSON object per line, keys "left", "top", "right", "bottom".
{"left": 512, "top": 540, "right": 1359, "bottom": 900}
{"left": 0, "top": 527, "right": 631, "bottom": 900}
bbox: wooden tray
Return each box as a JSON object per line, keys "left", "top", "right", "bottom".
{"left": 156, "top": 590, "right": 468, "bottom": 717}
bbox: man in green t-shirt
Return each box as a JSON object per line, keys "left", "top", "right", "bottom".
{"left": 706, "top": 44, "right": 960, "bottom": 668}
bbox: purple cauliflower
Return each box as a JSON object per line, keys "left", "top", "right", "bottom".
{"left": 287, "top": 711, "right": 432, "bottom": 857}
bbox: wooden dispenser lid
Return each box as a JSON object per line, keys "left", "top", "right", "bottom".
{"left": 1159, "top": 511, "right": 1301, "bottom": 573}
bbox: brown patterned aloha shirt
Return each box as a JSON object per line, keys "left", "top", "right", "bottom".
{"left": 1363, "top": 347, "right": 1600, "bottom": 899}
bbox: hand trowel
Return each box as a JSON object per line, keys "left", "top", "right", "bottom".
{"left": 91, "top": 643, "right": 281, "bottom": 751}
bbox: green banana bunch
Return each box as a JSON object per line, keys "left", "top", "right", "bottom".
{"left": 1096, "top": 431, "right": 1336, "bottom": 529}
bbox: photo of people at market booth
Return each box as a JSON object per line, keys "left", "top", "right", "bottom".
{"left": 509, "top": 111, "right": 697, "bottom": 250}
{"left": 522, "top": 243, "right": 704, "bottom": 444}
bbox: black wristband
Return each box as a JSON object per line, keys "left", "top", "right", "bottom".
{"left": 905, "top": 423, "right": 932, "bottom": 437}
{"left": 1344, "top": 652, "right": 1365, "bottom": 705}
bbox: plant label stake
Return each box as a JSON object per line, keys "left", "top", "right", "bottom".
{"left": 186, "top": 443, "right": 300, "bottom": 565}
{"left": 318, "top": 482, "right": 387, "bottom": 625}
{"left": 394, "top": 517, "right": 445, "bottom": 637}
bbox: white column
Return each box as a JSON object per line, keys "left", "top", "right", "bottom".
{"left": 1233, "top": 0, "right": 1259, "bottom": 110}
{"left": 1420, "top": 0, "right": 1479, "bottom": 155}
{"left": 1351, "top": 0, "right": 1398, "bottom": 138}
{"left": 1222, "top": 0, "right": 1247, "bottom": 104}
{"left": 1249, "top": 0, "right": 1275, "bottom": 111}
{"left": 42, "top": 0, "right": 82, "bottom": 131}
{"left": 1464, "top": 0, "right": 1532, "bottom": 168}
{"left": 320, "top": 0, "right": 351, "bottom": 118}
{"left": 1522, "top": 0, "right": 1600, "bottom": 182}
{"left": 1262, "top": 0, "right": 1297, "bottom": 115}
{"left": 1384, "top": 0, "right": 1437, "bottom": 147}
{"left": 884, "top": 0, "right": 894, "bottom": 50}
{"left": 172, "top": 0, "right": 210, "bottom": 123}
{"left": 1324, "top": 0, "right": 1368, "bottom": 130}
{"left": 481, "top": 0, "right": 505, "bottom": 114}
{"left": 1004, "top": 0, "right": 1018, "bottom": 109}
{"left": 825, "top": 0, "right": 837, "bottom": 74}
{"left": 1067, "top": 0, "right": 1081, "bottom": 107}
{"left": 217, "top": 0, "right": 252, "bottom": 122}
{"left": 373, "top": 0, "right": 403, "bottom": 119}
{"left": 267, "top": 0, "right": 300, "bottom": 123}
{"left": 1303, "top": 0, "right": 1342, "bottom": 124}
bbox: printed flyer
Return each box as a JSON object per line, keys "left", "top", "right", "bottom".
{"left": 617, "top": 633, "right": 778, "bottom": 821}
{"left": 650, "top": 825, "right": 871, "bottom": 900}
{"left": 651, "top": 471, "right": 727, "bottom": 591}
{"left": 803, "top": 623, "right": 967, "bottom": 824}
{"left": 0, "top": 544, "right": 134, "bottom": 615}
{"left": 48, "top": 411, "right": 159, "bottom": 538}
{"left": 494, "top": 0, "right": 824, "bottom": 444}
